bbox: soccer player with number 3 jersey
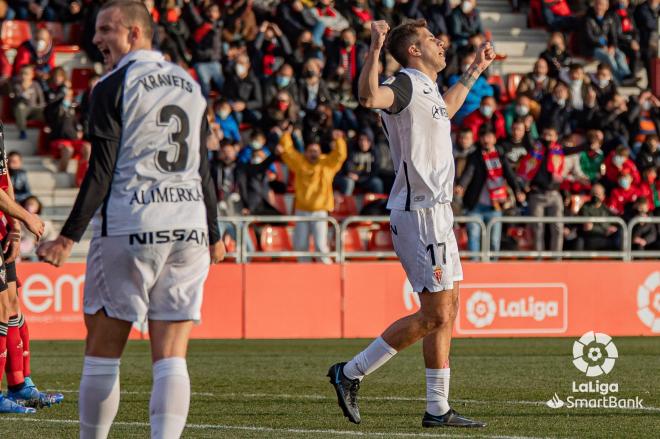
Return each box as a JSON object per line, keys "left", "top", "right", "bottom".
{"left": 37, "top": 1, "right": 225, "bottom": 437}
{"left": 328, "top": 19, "right": 495, "bottom": 428}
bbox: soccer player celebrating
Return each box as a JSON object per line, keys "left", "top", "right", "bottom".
{"left": 37, "top": 1, "right": 225, "bottom": 437}
{"left": 328, "top": 20, "right": 495, "bottom": 428}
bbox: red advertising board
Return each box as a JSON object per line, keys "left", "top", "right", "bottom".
{"left": 15, "top": 261, "right": 660, "bottom": 339}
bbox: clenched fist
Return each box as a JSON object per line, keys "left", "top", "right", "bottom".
{"left": 474, "top": 41, "right": 496, "bottom": 72}
{"left": 370, "top": 20, "right": 390, "bottom": 51}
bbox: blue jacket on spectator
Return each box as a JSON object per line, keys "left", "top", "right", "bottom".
{"left": 216, "top": 114, "right": 241, "bottom": 143}
{"left": 447, "top": 73, "right": 493, "bottom": 125}
{"left": 10, "top": 168, "right": 32, "bottom": 203}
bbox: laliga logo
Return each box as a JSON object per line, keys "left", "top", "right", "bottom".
{"left": 572, "top": 331, "right": 618, "bottom": 377}
{"left": 637, "top": 271, "right": 660, "bottom": 333}
{"left": 465, "top": 290, "right": 559, "bottom": 328}
{"left": 466, "top": 291, "right": 496, "bottom": 328}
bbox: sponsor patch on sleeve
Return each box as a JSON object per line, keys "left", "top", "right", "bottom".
{"left": 381, "top": 76, "right": 396, "bottom": 85}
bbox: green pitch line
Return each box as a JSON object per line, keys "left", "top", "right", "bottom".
{"left": 4, "top": 338, "right": 659, "bottom": 439}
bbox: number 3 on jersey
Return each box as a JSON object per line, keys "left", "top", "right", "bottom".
{"left": 156, "top": 105, "right": 189, "bottom": 173}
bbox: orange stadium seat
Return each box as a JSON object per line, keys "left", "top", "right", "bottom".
{"left": 367, "top": 225, "right": 396, "bottom": 260}
{"left": 272, "top": 193, "right": 289, "bottom": 215}
{"left": 506, "top": 73, "right": 523, "bottom": 101}
{"left": 1, "top": 20, "right": 31, "bottom": 50}
{"left": 259, "top": 225, "right": 295, "bottom": 262}
{"left": 454, "top": 225, "right": 469, "bottom": 251}
{"left": 332, "top": 194, "right": 357, "bottom": 220}
{"left": 343, "top": 226, "right": 365, "bottom": 253}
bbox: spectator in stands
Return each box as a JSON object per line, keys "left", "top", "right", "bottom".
{"left": 596, "top": 93, "right": 636, "bottom": 148}
{"left": 424, "top": 0, "right": 452, "bottom": 36}
{"left": 345, "top": 0, "right": 374, "bottom": 39}
{"left": 539, "top": 81, "right": 573, "bottom": 138}
{"left": 630, "top": 90, "right": 660, "bottom": 151}
{"left": 19, "top": 195, "right": 55, "bottom": 260}
{"left": 631, "top": 197, "right": 657, "bottom": 249}
{"left": 238, "top": 130, "right": 267, "bottom": 164}
{"left": 0, "top": 46, "right": 11, "bottom": 94}
{"left": 453, "top": 126, "right": 476, "bottom": 181}
{"left": 276, "top": 129, "right": 347, "bottom": 264}
{"left": 447, "top": 47, "right": 493, "bottom": 124}
{"left": 263, "top": 64, "right": 299, "bottom": 110}
{"left": 239, "top": 143, "right": 281, "bottom": 216}
{"left": 312, "top": 0, "right": 349, "bottom": 41}
{"left": 449, "top": 0, "right": 483, "bottom": 48}
{"left": 44, "top": 66, "right": 68, "bottom": 106}
{"left": 223, "top": 0, "right": 258, "bottom": 43}
{"left": 214, "top": 98, "right": 241, "bottom": 143}
{"left": 561, "top": 63, "right": 591, "bottom": 111}
{"left": 578, "top": 183, "right": 619, "bottom": 250}
{"left": 182, "top": 0, "right": 224, "bottom": 98}
{"left": 501, "top": 118, "right": 533, "bottom": 171}
{"left": 11, "top": 0, "right": 57, "bottom": 21}
{"left": 46, "top": 87, "right": 90, "bottom": 173}
{"left": 335, "top": 131, "right": 383, "bottom": 195}
{"left": 214, "top": 139, "right": 245, "bottom": 217}
{"left": 7, "top": 151, "right": 31, "bottom": 202}
{"left": 276, "top": 0, "right": 320, "bottom": 44}
{"left": 606, "top": 168, "right": 639, "bottom": 215}
{"left": 605, "top": 144, "right": 641, "bottom": 187}
{"left": 254, "top": 20, "right": 293, "bottom": 78}
{"left": 223, "top": 53, "right": 263, "bottom": 125}
{"left": 455, "top": 125, "right": 525, "bottom": 254}
{"left": 11, "top": 27, "right": 55, "bottom": 80}
{"left": 633, "top": 0, "right": 659, "bottom": 78}
{"left": 462, "top": 95, "right": 506, "bottom": 141}
{"left": 10, "top": 65, "right": 45, "bottom": 140}
{"left": 582, "top": 0, "right": 634, "bottom": 84}
{"left": 298, "top": 58, "right": 334, "bottom": 115}
{"left": 639, "top": 166, "right": 660, "bottom": 210}
{"left": 636, "top": 134, "right": 659, "bottom": 171}
{"left": 325, "top": 27, "right": 367, "bottom": 85}
{"left": 516, "top": 58, "right": 556, "bottom": 105}
{"left": 518, "top": 125, "right": 566, "bottom": 254}
{"left": 291, "top": 30, "right": 325, "bottom": 72}
{"left": 503, "top": 94, "right": 538, "bottom": 138}
{"left": 579, "top": 129, "right": 606, "bottom": 183}
{"left": 541, "top": 0, "right": 579, "bottom": 31}
{"left": 539, "top": 32, "right": 571, "bottom": 79}
{"left": 264, "top": 90, "right": 300, "bottom": 131}
{"left": 591, "top": 63, "right": 617, "bottom": 107}
{"left": 612, "top": 0, "right": 642, "bottom": 76}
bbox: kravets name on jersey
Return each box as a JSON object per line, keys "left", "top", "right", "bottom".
{"left": 90, "top": 50, "right": 208, "bottom": 237}
{"left": 380, "top": 68, "right": 454, "bottom": 211}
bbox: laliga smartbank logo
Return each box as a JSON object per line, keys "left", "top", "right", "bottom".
{"left": 456, "top": 283, "right": 568, "bottom": 335}
{"left": 545, "top": 331, "right": 644, "bottom": 410}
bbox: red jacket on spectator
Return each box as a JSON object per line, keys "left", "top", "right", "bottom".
{"left": 12, "top": 41, "right": 56, "bottom": 77}
{"left": 0, "top": 49, "right": 11, "bottom": 80}
{"left": 604, "top": 151, "right": 640, "bottom": 185}
{"left": 461, "top": 109, "right": 507, "bottom": 141}
{"left": 607, "top": 185, "right": 640, "bottom": 215}
{"left": 544, "top": 0, "right": 572, "bottom": 16}
{"left": 639, "top": 181, "right": 660, "bottom": 209}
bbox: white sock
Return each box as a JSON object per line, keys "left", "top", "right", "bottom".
{"left": 150, "top": 357, "right": 190, "bottom": 439}
{"left": 79, "top": 356, "right": 121, "bottom": 439}
{"left": 426, "top": 368, "right": 450, "bottom": 416}
{"left": 343, "top": 337, "right": 397, "bottom": 381}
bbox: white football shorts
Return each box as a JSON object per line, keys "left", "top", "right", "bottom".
{"left": 83, "top": 229, "right": 211, "bottom": 323}
{"left": 390, "top": 202, "right": 463, "bottom": 293}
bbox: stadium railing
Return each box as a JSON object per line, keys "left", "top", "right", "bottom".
{"left": 627, "top": 216, "right": 660, "bottom": 260}
{"left": 339, "top": 215, "right": 487, "bottom": 262}
{"left": 485, "top": 216, "right": 630, "bottom": 261}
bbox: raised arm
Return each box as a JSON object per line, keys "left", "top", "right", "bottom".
{"left": 358, "top": 21, "right": 395, "bottom": 110}
{"left": 443, "top": 41, "right": 495, "bottom": 118}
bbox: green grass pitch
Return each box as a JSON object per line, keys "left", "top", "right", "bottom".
{"left": 2, "top": 338, "right": 659, "bottom": 438}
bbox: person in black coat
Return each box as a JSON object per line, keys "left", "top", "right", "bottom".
{"left": 539, "top": 81, "right": 574, "bottom": 139}
{"left": 455, "top": 125, "right": 525, "bottom": 254}
{"left": 223, "top": 54, "right": 263, "bottom": 125}
{"left": 449, "top": 0, "right": 483, "bottom": 48}
{"left": 633, "top": 0, "right": 659, "bottom": 78}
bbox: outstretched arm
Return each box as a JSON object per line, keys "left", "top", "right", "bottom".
{"left": 358, "top": 20, "right": 395, "bottom": 110}
{"left": 443, "top": 41, "right": 496, "bottom": 118}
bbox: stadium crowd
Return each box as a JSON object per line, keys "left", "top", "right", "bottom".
{"left": 0, "top": 0, "right": 658, "bottom": 257}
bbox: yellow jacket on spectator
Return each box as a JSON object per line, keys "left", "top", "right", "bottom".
{"left": 279, "top": 133, "right": 347, "bottom": 212}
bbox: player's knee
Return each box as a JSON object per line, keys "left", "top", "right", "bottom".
{"left": 419, "top": 311, "right": 452, "bottom": 333}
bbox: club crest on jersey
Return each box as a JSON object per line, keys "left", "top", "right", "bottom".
{"left": 431, "top": 105, "right": 448, "bottom": 119}
{"left": 433, "top": 266, "right": 443, "bottom": 283}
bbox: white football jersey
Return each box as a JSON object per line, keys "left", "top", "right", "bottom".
{"left": 90, "top": 50, "right": 208, "bottom": 236}
{"left": 381, "top": 68, "right": 454, "bottom": 211}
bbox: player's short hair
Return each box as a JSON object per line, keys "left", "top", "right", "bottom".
{"left": 100, "top": 0, "right": 154, "bottom": 42}
{"left": 385, "top": 19, "right": 427, "bottom": 67}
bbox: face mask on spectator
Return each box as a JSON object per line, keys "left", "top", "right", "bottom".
{"left": 235, "top": 64, "right": 248, "bottom": 76}
{"left": 62, "top": 99, "right": 71, "bottom": 109}
{"left": 217, "top": 109, "right": 230, "bottom": 119}
{"left": 382, "top": 0, "right": 395, "bottom": 8}
{"left": 598, "top": 78, "right": 610, "bottom": 88}
{"left": 302, "top": 70, "right": 316, "bottom": 79}
{"left": 613, "top": 154, "right": 626, "bottom": 167}
{"left": 515, "top": 104, "right": 529, "bottom": 116}
{"left": 540, "top": 138, "right": 553, "bottom": 147}
{"left": 642, "top": 100, "right": 652, "bottom": 111}
{"left": 618, "top": 176, "right": 631, "bottom": 189}
{"left": 461, "top": 1, "right": 474, "bottom": 13}
{"left": 36, "top": 39, "right": 47, "bottom": 52}
{"left": 480, "top": 105, "right": 494, "bottom": 117}
{"left": 555, "top": 97, "right": 566, "bottom": 107}
{"left": 533, "top": 73, "right": 546, "bottom": 82}
{"left": 571, "top": 78, "right": 582, "bottom": 87}
{"left": 251, "top": 140, "right": 263, "bottom": 150}
{"left": 277, "top": 101, "right": 290, "bottom": 111}
{"left": 276, "top": 76, "right": 291, "bottom": 88}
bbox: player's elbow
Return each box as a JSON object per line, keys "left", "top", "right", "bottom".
{"left": 358, "top": 95, "right": 377, "bottom": 109}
